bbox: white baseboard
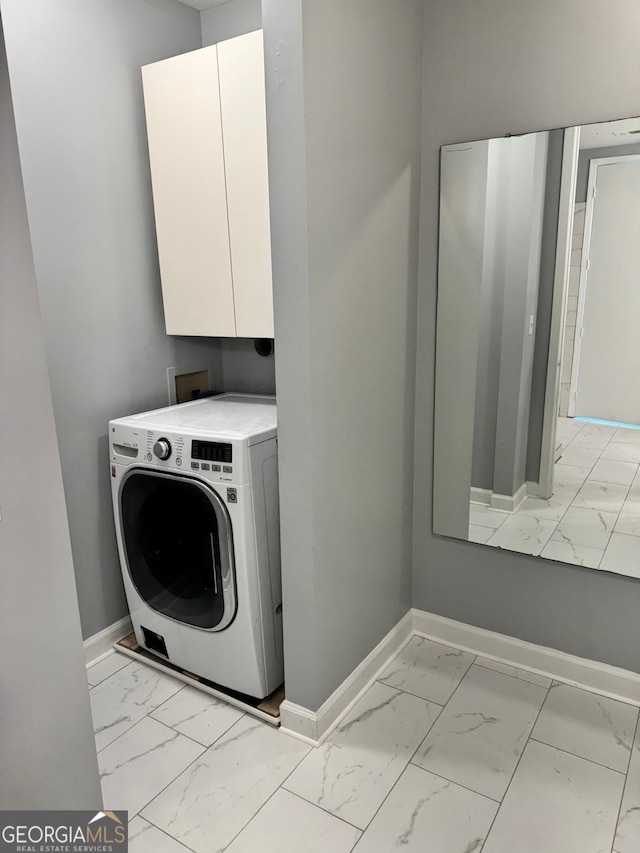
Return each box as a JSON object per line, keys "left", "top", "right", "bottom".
{"left": 413, "top": 609, "right": 640, "bottom": 707}
{"left": 83, "top": 615, "right": 132, "bottom": 667}
{"left": 470, "top": 487, "right": 492, "bottom": 506}
{"left": 490, "top": 482, "right": 528, "bottom": 513}
{"left": 280, "top": 609, "right": 414, "bottom": 746}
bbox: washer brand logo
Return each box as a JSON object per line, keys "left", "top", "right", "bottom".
{"left": 0, "top": 810, "right": 128, "bottom": 852}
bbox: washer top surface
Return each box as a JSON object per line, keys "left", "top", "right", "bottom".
{"left": 114, "top": 393, "right": 276, "bottom": 440}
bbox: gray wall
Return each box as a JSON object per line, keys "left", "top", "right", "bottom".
{"left": 0, "top": 17, "right": 101, "bottom": 807}
{"left": 577, "top": 142, "right": 640, "bottom": 202}
{"left": 201, "top": 0, "right": 277, "bottom": 397}
{"left": 414, "top": 0, "right": 640, "bottom": 672}
{"left": 265, "top": 0, "right": 423, "bottom": 711}
{"left": 201, "top": 0, "right": 261, "bottom": 45}
{"left": 1, "top": 0, "right": 223, "bottom": 639}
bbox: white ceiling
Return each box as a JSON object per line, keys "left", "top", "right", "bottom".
{"left": 580, "top": 116, "right": 640, "bottom": 150}
{"left": 175, "top": 0, "right": 230, "bottom": 11}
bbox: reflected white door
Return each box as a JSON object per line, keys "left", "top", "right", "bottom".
{"left": 574, "top": 157, "right": 640, "bottom": 425}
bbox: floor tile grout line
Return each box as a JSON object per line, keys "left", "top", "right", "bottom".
{"left": 528, "top": 737, "right": 629, "bottom": 776}
{"left": 94, "top": 682, "right": 188, "bottom": 754}
{"left": 210, "top": 731, "right": 316, "bottom": 851}
{"left": 120, "top": 712, "right": 251, "bottom": 825}
{"left": 608, "top": 712, "right": 640, "bottom": 853}
{"left": 149, "top": 701, "right": 247, "bottom": 749}
{"left": 283, "top": 787, "right": 364, "bottom": 833}
{"left": 130, "top": 815, "right": 199, "bottom": 853}
{"left": 406, "top": 761, "right": 501, "bottom": 804}
{"left": 87, "top": 657, "right": 133, "bottom": 689}
{"left": 477, "top": 680, "right": 553, "bottom": 853}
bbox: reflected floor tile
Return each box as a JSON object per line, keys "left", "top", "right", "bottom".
{"left": 517, "top": 492, "right": 573, "bottom": 522}
{"left": 600, "top": 533, "right": 640, "bottom": 578}
{"left": 571, "top": 481, "right": 629, "bottom": 514}
{"left": 469, "top": 524, "right": 493, "bottom": 544}
{"left": 590, "top": 459, "right": 638, "bottom": 486}
{"left": 541, "top": 540, "right": 604, "bottom": 568}
{"left": 412, "top": 665, "right": 547, "bottom": 800}
{"left": 532, "top": 683, "right": 637, "bottom": 772}
{"left": 474, "top": 658, "right": 551, "bottom": 688}
{"left": 129, "top": 817, "right": 193, "bottom": 853}
{"left": 87, "top": 652, "right": 131, "bottom": 687}
{"left": 550, "top": 506, "right": 617, "bottom": 550}
{"left": 99, "top": 717, "right": 204, "bottom": 816}
{"left": 614, "top": 426, "right": 640, "bottom": 445}
{"left": 553, "top": 463, "right": 592, "bottom": 490}
{"left": 150, "top": 685, "right": 244, "bottom": 746}
{"left": 352, "top": 764, "right": 497, "bottom": 853}
{"left": 284, "top": 682, "right": 440, "bottom": 829}
{"left": 378, "top": 635, "right": 474, "bottom": 704}
{"left": 557, "top": 446, "right": 601, "bottom": 468}
{"left": 615, "top": 721, "right": 640, "bottom": 853}
{"left": 602, "top": 443, "right": 640, "bottom": 464}
{"left": 142, "top": 716, "right": 310, "bottom": 853}
{"left": 225, "top": 789, "right": 361, "bottom": 853}
{"left": 570, "top": 430, "right": 613, "bottom": 450}
{"left": 91, "top": 663, "right": 185, "bottom": 751}
{"left": 628, "top": 474, "right": 640, "bottom": 502}
{"left": 615, "top": 500, "right": 640, "bottom": 537}
{"left": 482, "top": 740, "right": 625, "bottom": 853}
{"left": 469, "top": 504, "right": 509, "bottom": 529}
{"left": 487, "top": 515, "right": 557, "bottom": 556}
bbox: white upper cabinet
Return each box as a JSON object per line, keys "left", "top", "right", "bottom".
{"left": 142, "top": 31, "right": 273, "bottom": 338}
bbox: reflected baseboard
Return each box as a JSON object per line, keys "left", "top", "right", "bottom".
{"left": 470, "top": 481, "right": 537, "bottom": 513}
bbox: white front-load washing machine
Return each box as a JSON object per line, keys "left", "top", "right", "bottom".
{"left": 109, "top": 393, "right": 282, "bottom": 700}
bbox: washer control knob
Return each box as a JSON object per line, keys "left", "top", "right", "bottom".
{"left": 153, "top": 438, "right": 172, "bottom": 460}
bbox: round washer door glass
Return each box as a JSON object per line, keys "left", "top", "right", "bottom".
{"left": 119, "top": 470, "right": 236, "bottom": 630}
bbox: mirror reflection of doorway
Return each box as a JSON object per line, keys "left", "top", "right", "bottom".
{"left": 568, "top": 156, "right": 640, "bottom": 428}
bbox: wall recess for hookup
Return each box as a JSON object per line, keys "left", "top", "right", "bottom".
{"left": 166, "top": 366, "right": 214, "bottom": 405}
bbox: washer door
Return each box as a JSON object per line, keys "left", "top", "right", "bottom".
{"left": 119, "top": 469, "right": 236, "bottom": 631}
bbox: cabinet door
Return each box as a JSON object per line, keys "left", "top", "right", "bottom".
{"left": 218, "top": 31, "right": 274, "bottom": 338}
{"left": 142, "top": 47, "right": 236, "bottom": 337}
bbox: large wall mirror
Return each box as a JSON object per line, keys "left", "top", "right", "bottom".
{"left": 433, "top": 116, "right": 640, "bottom": 579}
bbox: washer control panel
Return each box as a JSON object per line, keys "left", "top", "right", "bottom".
{"left": 109, "top": 422, "right": 249, "bottom": 485}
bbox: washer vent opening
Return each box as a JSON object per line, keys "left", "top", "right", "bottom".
{"left": 141, "top": 626, "right": 169, "bottom": 658}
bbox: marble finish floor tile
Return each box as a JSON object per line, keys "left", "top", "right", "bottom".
{"left": 615, "top": 720, "right": 640, "bottom": 853}
{"left": 469, "top": 524, "right": 493, "bottom": 544}
{"left": 150, "top": 685, "right": 245, "bottom": 746}
{"left": 614, "top": 426, "right": 640, "bottom": 445}
{"left": 517, "top": 490, "right": 574, "bottom": 522}
{"left": 129, "top": 817, "right": 193, "bottom": 853}
{"left": 532, "top": 683, "right": 637, "bottom": 772}
{"left": 99, "top": 717, "right": 205, "bottom": 815}
{"left": 378, "top": 635, "right": 475, "bottom": 704}
{"left": 284, "top": 681, "right": 440, "bottom": 829}
{"left": 541, "top": 539, "right": 604, "bottom": 568}
{"left": 92, "top": 663, "right": 185, "bottom": 751}
{"left": 412, "top": 665, "right": 547, "bottom": 800}
{"left": 474, "top": 657, "right": 552, "bottom": 688}
{"left": 469, "top": 504, "right": 509, "bottom": 529}
{"left": 87, "top": 652, "right": 131, "bottom": 687}
{"left": 225, "top": 788, "right": 361, "bottom": 853}
{"left": 487, "top": 514, "right": 557, "bottom": 556}
{"left": 481, "top": 740, "right": 625, "bottom": 853}
{"left": 570, "top": 427, "right": 615, "bottom": 449}
{"left": 600, "top": 533, "right": 640, "bottom": 578}
{"left": 602, "top": 443, "right": 640, "bottom": 464}
{"left": 352, "top": 763, "right": 497, "bottom": 853}
{"left": 571, "top": 480, "right": 629, "bottom": 514}
{"left": 615, "top": 500, "right": 640, "bottom": 537}
{"left": 589, "top": 458, "right": 639, "bottom": 486}
{"left": 628, "top": 473, "right": 640, "bottom": 501}
{"left": 553, "top": 463, "right": 592, "bottom": 490}
{"left": 550, "top": 506, "right": 617, "bottom": 550}
{"left": 557, "top": 446, "right": 601, "bottom": 468}
{"left": 141, "top": 716, "right": 310, "bottom": 853}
